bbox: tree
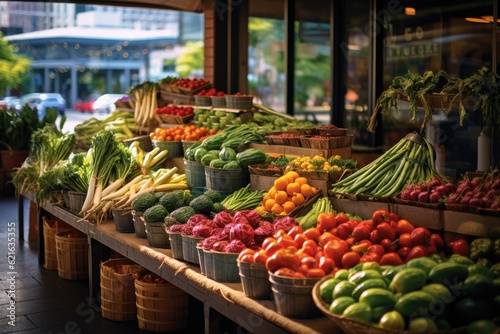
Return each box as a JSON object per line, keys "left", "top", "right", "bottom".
{"left": 175, "top": 41, "right": 204, "bottom": 77}
{"left": 0, "top": 33, "right": 31, "bottom": 96}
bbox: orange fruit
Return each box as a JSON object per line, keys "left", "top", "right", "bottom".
{"left": 274, "top": 177, "right": 289, "bottom": 191}
{"left": 284, "top": 171, "right": 300, "bottom": 182}
{"left": 291, "top": 193, "right": 305, "bottom": 206}
{"left": 262, "top": 192, "right": 272, "bottom": 203}
{"left": 300, "top": 183, "right": 314, "bottom": 198}
{"left": 267, "top": 186, "right": 277, "bottom": 199}
{"left": 295, "top": 177, "right": 308, "bottom": 186}
{"left": 265, "top": 198, "right": 276, "bottom": 212}
{"left": 274, "top": 190, "right": 289, "bottom": 205}
{"left": 271, "top": 203, "right": 284, "bottom": 215}
{"left": 286, "top": 182, "right": 301, "bottom": 197}
{"left": 282, "top": 201, "right": 296, "bottom": 214}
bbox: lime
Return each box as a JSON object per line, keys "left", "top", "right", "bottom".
{"left": 378, "top": 310, "right": 405, "bottom": 331}
{"left": 408, "top": 317, "right": 438, "bottom": 331}
{"left": 332, "top": 280, "right": 357, "bottom": 300}
{"left": 319, "top": 278, "right": 342, "bottom": 304}
{"left": 342, "top": 302, "right": 372, "bottom": 323}
{"left": 466, "top": 319, "right": 498, "bottom": 334}
{"left": 329, "top": 296, "right": 355, "bottom": 315}
{"left": 334, "top": 269, "right": 349, "bottom": 281}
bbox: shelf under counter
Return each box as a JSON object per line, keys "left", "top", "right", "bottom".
{"left": 26, "top": 193, "right": 335, "bottom": 334}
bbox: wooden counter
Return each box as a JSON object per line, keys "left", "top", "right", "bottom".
{"left": 28, "top": 193, "right": 336, "bottom": 334}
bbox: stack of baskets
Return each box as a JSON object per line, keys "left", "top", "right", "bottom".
{"left": 42, "top": 216, "right": 70, "bottom": 270}
{"left": 55, "top": 230, "right": 88, "bottom": 280}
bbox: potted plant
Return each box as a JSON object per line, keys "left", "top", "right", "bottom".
{"left": 0, "top": 105, "right": 64, "bottom": 177}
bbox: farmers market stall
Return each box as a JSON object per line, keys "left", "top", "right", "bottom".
{"left": 11, "top": 75, "right": 500, "bottom": 333}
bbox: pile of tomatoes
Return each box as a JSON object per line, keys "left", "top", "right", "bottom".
{"left": 238, "top": 209, "right": 461, "bottom": 279}
{"left": 196, "top": 88, "right": 225, "bottom": 96}
{"left": 155, "top": 105, "right": 194, "bottom": 117}
{"left": 174, "top": 78, "right": 210, "bottom": 90}
{"left": 150, "top": 124, "right": 217, "bottom": 142}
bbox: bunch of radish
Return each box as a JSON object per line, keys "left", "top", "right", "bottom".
{"left": 398, "top": 176, "right": 456, "bottom": 204}
{"left": 446, "top": 170, "right": 500, "bottom": 209}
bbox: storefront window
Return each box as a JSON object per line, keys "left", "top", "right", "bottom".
{"left": 379, "top": 0, "right": 494, "bottom": 179}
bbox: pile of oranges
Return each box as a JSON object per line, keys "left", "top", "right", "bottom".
{"left": 258, "top": 171, "right": 318, "bottom": 216}
{"left": 150, "top": 125, "right": 217, "bottom": 142}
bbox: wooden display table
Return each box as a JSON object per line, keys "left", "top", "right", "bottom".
{"left": 24, "top": 192, "right": 335, "bottom": 334}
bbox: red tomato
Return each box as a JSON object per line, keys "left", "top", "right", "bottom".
{"left": 314, "top": 248, "right": 324, "bottom": 262}
{"left": 306, "top": 268, "right": 326, "bottom": 278}
{"left": 335, "top": 212, "right": 349, "bottom": 225}
{"left": 397, "top": 233, "right": 413, "bottom": 248}
{"left": 430, "top": 233, "right": 444, "bottom": 250}
{"left": 277, "top": 234, "right": 297, "bottom": 249}
{"left": 367, "top": 244, "right": 385, "bottom": 258}
{"left": 318, "top": 231, "right": 336, "bottom": 246}
{"left": 410, "top": 227, "right": 432, "bottom": 246}
{"left": 358, "top": 220, "right": 375, "bottom": 232}
{"left": 303, "top": 227, "right": 321, "bottom": 242}
{"left": 341, "top": 251, "right": 361, "bottom": 269}
{"left": 426, "top": 241, "right": 438, "bottom": 255}
{"left": 323, "top": 239, "right": 348, "bottom": 266}
{"left": 389, "top": 212, "right": 399, "bottom": 222}
{"left": 261, "top": 237, "right": 276, "bottom": 250}
{"left": 372, "top": 209, "right": 391, "bottom": 226}
{"left": 405, "top": 245, "right": 429, "bottom": 263}
{"left": 265, "top": 248, "right": 301, "bottom": 273}
{"left": 287, "top": 225, "right": 303, "bottom": 239}
{"left": 316, "top": 212, "right": 337, "bottom": 232}
{"left": 397, "top": 246, "right": 411, "bottom": 262}
{"left": 360, "top": 252, "right": 380, "bottom": 263}
{"left": 345, "top": 237, "right": 356, "bottom": 248}
{"left": 274, "top": 268, "right": 299, "bottom": 278}
{"left": 380, "top": 238, "right": 396, "bottom": 253}
{"left": 264, "top": 241, "right": 283, "bottom": 257}
{"left": 319, "top": 256, "right": 335, "bottom": 275}
{"left": 253, "top": 250, "right": 268, "bottom": 264}
{"left": 379, "top": 252, "right": 404, "bottom": 266}
{"left": 298, "top": 264, "right": 310, "bottom": 276}
{"left": 301, "top": 240, "right": 318, "bottom": 257}
{"left": 370, "top": 230, "right": 382, "bottom": 244}
{"left": 336, "top": 222, "right": 354, "bottom": 240}
{"left": 446, "top": 238, "right": 470, "bottom": 256}
{"left": 238, "top": 254, "right": 255, "bottom": 263}
{"left": 376, "top": 222, "right": 396, "bottom": 241}
{"left": 301, "top": 256, "right": 319, "bottom": 269}
{"left": 294, "top": 233, "right": 308, "bottom": 249}
{"left": 237, "top": 248, "right": 256, "bottom": 262}
{"left": 274, "top": 229, "right": 287, "bottom": 239}
{"left": 352, "top": 224, "right": 371, "bottom": 242}
{"left": 397, "top": 219, "right": 415, "bottom": 235}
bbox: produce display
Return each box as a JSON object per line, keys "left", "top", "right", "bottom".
{"left": 149, "top": 124, "right": 216, "bottom": 142}
{"left": 331, "top": 132, "right": 447, "bottom": 198}
{"left": 155, "top": 105, "right": 194, "bottom": 117}
{"left": 74, "top": 110, "right": 136, "bottom": 146}
{"left": 128, "top": 81, "right": 159, "bottom": 130}
{"left": 196, "top": 87, "right": 225, "bottom": 97}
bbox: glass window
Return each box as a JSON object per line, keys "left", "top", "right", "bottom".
{"left": 378, "top": 0, "right": 494, "bottom": 179}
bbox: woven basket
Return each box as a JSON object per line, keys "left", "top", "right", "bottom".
{"left": 194, "top": 95, "right": 212, "bottom": 106}
{"left": 311, "top": 275, "right": 468, "bottom": 334}
{"left": 181, "top": 234, "right": 204, "bottom": 264}
{"left": 225, "top": 95, "right": 254, "bottom": 110}
{"left": 55, "top": 231, "right": 88, "bottom": 280}
{"left": 316, "top": 127, "right": 348, "bottom": 137}
{"left": 211, "top": 96, "right": 226, "bottom": 107}
{"left": 166, "top": 231, "right": 183, "bottom": 260}
{"left": 152, "top": 140, "right": 183, "bottom": 158}
{"left": 135, "top": 279, "right": 189, "bottom": 332}
{"left": 43, "top": 216, "right": 71, "bottom": 270}
{"left": 205, "top": 251, "right": 239, "bottom": 283}
{"left": 100, "top": 258, "right": 143, "bottom": 322}
{"left": 237, "top": 261, "right": 271, "bottom": 299}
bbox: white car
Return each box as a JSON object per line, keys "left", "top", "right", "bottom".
{"left": 92, "top": 94, "right": 128, "bottom": 113}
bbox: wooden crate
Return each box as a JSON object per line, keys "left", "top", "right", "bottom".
{"left": 249, "top": 143, "right": 352, "bottom": 159}
{"left": 442, "top": 210, "right": 500, "bottom": 239}
{"left": 392, "top": 204, "right": 443, "bottom": 231}
{"left": 329, "top": 198, "right": 391, "bottom": 220}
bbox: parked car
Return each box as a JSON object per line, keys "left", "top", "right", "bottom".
{"left": 74, "top": 94, "right": 99, "bottom": 113}
{"left": 92, "top": 94, "right": 128, "bottom": 113}
{"left": 15, "top": 93, "right": 66, "bottom": 118}
{"left": 0, "top": 96, "right": 20, "bottom": 110}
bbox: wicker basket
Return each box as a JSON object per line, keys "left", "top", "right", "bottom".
{"left": 204, "top": 251, "right": 239, "bottom": 283}
{"left": 55, "top": 231, "right": 88, "bottom": 280}
{"left": 225, "top": 95, "right": 254, "bottom": 110}
{"left": 135, "top": 279, "right": 189, "bottom": 332}
{"left": 100, "top": 258, "right": 143, "bottom": 322}
{"left": 166, "top": 231, "right": 183, "bottom": 260}
{"left": 194, "top": 95, "right": 212, "bottom": 106}
{"left": 132, "top": 210, "right": 146, "bottom": 238}
{"left": 152, "top": 140, "right": 183, "bottom": 158}
{"left": 157, "top": 113, "right": 194, "bottom": 125}
{"left": 143, "top": 219, "right": 170, "bottom": 249}
{"left": 42, "top": 216, "right": 71, "bottom": 270}
{"left": 311, "top": 275, "right": 467, "bottom": 334}
{"left": 66, "top": 191, "right": 86, "bottom": 213}
{"left": 316, "top": 127, "right": 348, "bottom": 137}
{"left": 211, "top": 96, "right": 226, "bottom": 107}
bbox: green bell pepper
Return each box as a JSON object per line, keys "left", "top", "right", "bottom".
{"left": 469, "top": 238, "right": 493, "bottom": 262}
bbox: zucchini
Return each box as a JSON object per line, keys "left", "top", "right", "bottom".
{"left": 236, "top": 148, "right": 267, "bottom": 168}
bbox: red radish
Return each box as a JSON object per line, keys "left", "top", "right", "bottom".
{"left": 429, "top": 191, "right": 441, "bottom": 203}
{"left": 446, "top": 193, "right": 460, "bottom": 204}
{"left": 469, "top": 198, "right": 482, "bottom": 207}
{"left": 410, "top": 190, "right": 420, "bottom": 201}
{"left": 460, "top": 195, "right": 472, "bottom": 205}
{"left": 418, "top": 191, "right": 430, "bottom": 203}
{"left": 470, "top": 177, "right": 483, "bottom": 189}
{"left": 435, "top": 185, "right": 450, "bottom": 197}
{"left": 400, "top": 189, "right": 412, "bottom": 200}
